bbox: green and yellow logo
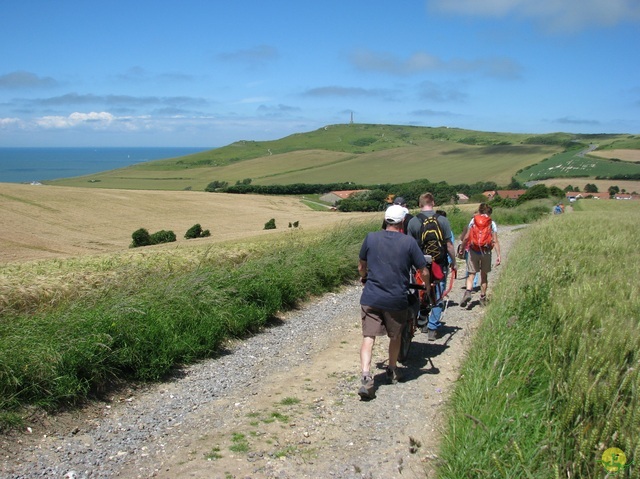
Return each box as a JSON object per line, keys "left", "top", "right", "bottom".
{"left": 598, "top": 447, "right": 632, "bottom": 475}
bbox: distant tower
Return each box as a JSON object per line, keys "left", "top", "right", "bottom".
{"left": 350, "top": 111, "right": 354, "bottom": 124}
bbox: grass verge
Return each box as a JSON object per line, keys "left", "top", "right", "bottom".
{"left": 439, "top": 201, "right": 640, "bottom": 477}
{"left": 0, "top": 220, "right": 375, "bottom": 426}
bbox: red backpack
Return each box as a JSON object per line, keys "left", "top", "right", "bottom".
{"left": 468, "top": 214, "right": 494, "bottom": 252}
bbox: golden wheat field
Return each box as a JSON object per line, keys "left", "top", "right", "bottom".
{"left": 589, "top": 149, "right": 640, "bottom": 161}
{"left": 0, "top": 183, "right": 378, "bottom": 265}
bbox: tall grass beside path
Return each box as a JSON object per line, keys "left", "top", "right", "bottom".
{"left": 440, "top": 201, "right": 640, "bottom": 477}
{"left": 0, "top": 221, "right": 376, "bottom": 424}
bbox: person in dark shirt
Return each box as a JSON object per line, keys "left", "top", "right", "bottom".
{"left": 357, "top": 204, "right": 429, "bottom": 400}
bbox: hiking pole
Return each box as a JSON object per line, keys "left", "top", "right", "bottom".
{"left": 438, "top": 268, "right": 457, "bottom": 303}
{"left": 437, "top": 268, "right": 457, "bottom": 321}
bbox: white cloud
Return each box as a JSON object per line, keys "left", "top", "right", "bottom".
{"left": 428, "top": 0, "right": 640, "bottom": 32}
{"left": 35, "top": 112, "right": 116, "bottom": 129}
{"left": 0, "top": 117, "right": 24, "bottom": 127}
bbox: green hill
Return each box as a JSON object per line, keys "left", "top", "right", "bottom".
{"left": 47, "top": 124, "right": 640, "bottom": 191}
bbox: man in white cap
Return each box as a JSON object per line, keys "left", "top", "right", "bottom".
{"left": 357, "top": 204, "right": 430, "bottom": 400}
{"left": 382, "top": 196, "right": 412, "bottom": 232}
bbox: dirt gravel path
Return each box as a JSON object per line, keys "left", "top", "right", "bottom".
{"left": 1, "top": 226, "right": 522, "bottom": 479}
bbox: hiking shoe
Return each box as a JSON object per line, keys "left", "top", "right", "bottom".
{"left": 358, "top": 375, "right": 375, "bottom": 400}
{"left": 386, "top": 366, "right": 402, "bottom": 384}
{"left": 460, "top": 290, "right": 472, "bottom": 307}
{"left": 427, "top": 329, "right": 437, "bottom": 341}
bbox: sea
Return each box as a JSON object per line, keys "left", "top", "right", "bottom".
{"left": 0, "top": 147, "right": 212, "bottom": 184}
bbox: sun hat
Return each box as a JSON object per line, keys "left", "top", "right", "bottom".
{"left": 385, "top": 204, "right": 406, "bottom": 224}
{"left": 393, "top": 196, "right": 406, "bottom": 205}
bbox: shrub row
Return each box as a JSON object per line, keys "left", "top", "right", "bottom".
{"left": 131, "top": 223, "right": 211, "bottom": 248}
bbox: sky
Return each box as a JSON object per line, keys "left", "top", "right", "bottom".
{"left": 0, "top": 0, "right": 639, "bottom": 147}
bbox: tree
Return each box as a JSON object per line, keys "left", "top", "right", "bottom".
{"left": 264, "top": 218, "right": 276, "bottom": 230}
{"left": 131, "top": 228, "right": 176, "bottom": 248}
{"left": 584, "top": 183, "right": 599, "bottom": 193}
{"left": 608, "top": 185, "right": 620, "bottom": 198}
{"left": 508, "top": 177, "right": 523, "bottom": 189}
{"left": 131, "top": 228, "right": 152, "bottom": 248}
{"left": 516, "top": 184, "right": 549, "bottom": 204}
{"left": 150, "top": 230, "right": 176, "bottom": 244}
{"left": 185, "top": 223, "right": 210, "bottom": 239}
{"left": 470, "top": 193, "right": 488, "bottom": 203}
{"left": 205, "top": 180, "right": 228, "bottom": 192}
{"left": 549, "top": 186, "right": 565, "bottom": 198}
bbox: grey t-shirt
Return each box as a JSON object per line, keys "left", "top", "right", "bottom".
{"left": 359, "top": 230, "right": 427, "bottom": 311}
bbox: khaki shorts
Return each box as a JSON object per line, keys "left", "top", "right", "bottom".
{"left": 467, "top": 249, "right": 492, "bottom": 274}
{"left": 360, "top": 305, "right": 407, "bottom": 339}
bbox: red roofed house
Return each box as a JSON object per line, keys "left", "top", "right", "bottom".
{"left": 566, "top": 192, "right": 610, "bottom": 201}
{"left": 614, "top": 193, "right": 640, "bottom": 200}
{"left": 483, "top": 190, "right": 527, "bottom": 200}
{"left": 319, "top": 189, "right": 369, "bottom": 205}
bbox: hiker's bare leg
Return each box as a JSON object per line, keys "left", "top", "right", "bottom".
{"left": 480, "top": 271, "right": 489, "bottom": 296}
{"left": 360, "top": 336, "right": 375, "bottom": 375}
{"left": 465, "top": 273, "right": 476, "bottom": 291}
{"left": 388, "top": 336, "right": 401, "bottom": 369}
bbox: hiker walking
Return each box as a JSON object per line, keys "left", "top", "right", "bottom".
{"left": 381, "top": 196, "right": 412, "bottom": 233}
{"left": 407, "top": 193, "right": 458, "bottom": 341}
{"left": 459, "top": 203, "right": 501, "bottom": 307}
{"left": 358, "top": 204, "right": 429, "bottom": 400}
{"left": 458, "top": 211, "right": 480, "bottom": 289}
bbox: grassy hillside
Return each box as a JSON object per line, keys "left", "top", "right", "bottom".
{"left": 46, "top": 124, "right": 640, "bottom": 191}
{"left": 46, "top": 124, "right": 548, "bottom": 190}
{"left": 516, "top": 147, "right": 640, "bottom": 182}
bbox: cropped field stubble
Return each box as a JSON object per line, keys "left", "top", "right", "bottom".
{"left": 0, "top": 182, "right": 378, "bottom": 263}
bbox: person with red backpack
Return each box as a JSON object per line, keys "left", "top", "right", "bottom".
{"left": 459, "top": 203, "right": 501, "bottom": 307}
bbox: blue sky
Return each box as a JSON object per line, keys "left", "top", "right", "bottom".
{"left": 0, "top": 0, "right": 638, "bottom": 147}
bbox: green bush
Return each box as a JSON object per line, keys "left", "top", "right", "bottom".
{"left": 185, "top": 224, "right": 210, "bottom": 239}
{"left": 264, "top": 218, "right": 276, "bottom": 230}
{"left": 131, "top": 228, "right": 176, "bottom": 248}
{"left": 204, "top": 180, "right": 228, "bottom": 192}
{"left": 150, "top": 230, "right": 176, "bottom": 244}
{"left": 131, "top": 228, "right": 152, "bottom": 248}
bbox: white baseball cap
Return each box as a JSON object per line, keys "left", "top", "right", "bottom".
{"left": 384, "top": 204, "right": 406, "bottom": 224}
